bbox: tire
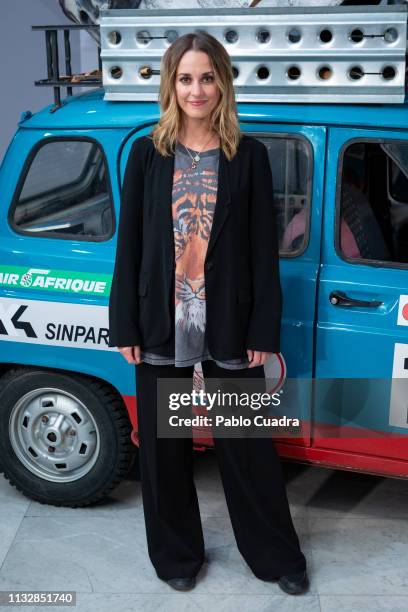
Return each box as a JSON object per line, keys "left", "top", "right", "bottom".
{"left": 0, "top": 366, "right": 136, "bottom": 507}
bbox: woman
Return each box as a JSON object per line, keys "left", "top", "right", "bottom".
{"left": 108, "top": 31, "right": 308, "bottom": 595}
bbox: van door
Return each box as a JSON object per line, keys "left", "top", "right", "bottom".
{"left": 315, "top": 127, "right": 408, "bottom": 462}
{"left": 243, "top": 124, "right": 326, "bottom": 449}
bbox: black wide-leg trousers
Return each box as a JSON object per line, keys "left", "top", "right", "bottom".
{"left": 135, "top": 359, "right": 307, "bottom": 581}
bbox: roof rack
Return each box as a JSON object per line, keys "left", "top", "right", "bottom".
{"left": 32, "top": 24, "right": 102, "bottom": 112}
{"left": 34, "top": 4, "right": 408, "bottom": 109}
{"left": 100, "top": 5, "right": 408, "bottom": 104}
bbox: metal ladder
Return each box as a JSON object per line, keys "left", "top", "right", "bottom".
{"left": 99, "top": 4, "right": 408, "bottom": 104}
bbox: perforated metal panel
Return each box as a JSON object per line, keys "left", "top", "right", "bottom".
{"left": 100, "top": 5, "right": 408, "bottom": 104}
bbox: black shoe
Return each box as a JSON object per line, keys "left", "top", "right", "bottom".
{"left": 163, "top": 576, "right": 196, "bottom": 591}
{"left": 278, "top": 570, "right": 309, "bottom": 595}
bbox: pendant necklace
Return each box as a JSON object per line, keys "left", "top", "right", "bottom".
{"left": 180, "top": 131, "right": 216, "bottom": 170}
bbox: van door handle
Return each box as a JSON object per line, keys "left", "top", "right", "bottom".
{"left": 329, "top": 291, "right": 383, "bottom": 308}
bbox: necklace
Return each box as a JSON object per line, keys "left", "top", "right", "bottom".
{"left": 179, "top": 131, "right": 217, "bottom": 169}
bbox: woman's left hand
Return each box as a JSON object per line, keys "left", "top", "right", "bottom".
{"left": 247, "top": 349, "right": 273, "bottom": 368}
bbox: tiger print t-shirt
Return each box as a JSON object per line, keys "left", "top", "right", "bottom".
{"left": 140, "top": 140, "right": 249, "bottom": 369}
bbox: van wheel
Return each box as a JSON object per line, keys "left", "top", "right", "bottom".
{"left": 0, "top": 367, "right": 135, "bottom": 507}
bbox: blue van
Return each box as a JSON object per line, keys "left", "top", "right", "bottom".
{"left": 1, "top": 15, "right": 408, "bottom": 506}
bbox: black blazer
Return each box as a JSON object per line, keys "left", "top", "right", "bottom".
{"left": 108, "top": 132, "right": 282, "bottom": 359}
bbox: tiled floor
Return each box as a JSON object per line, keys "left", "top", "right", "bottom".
{"left": 0, "top": 451, "right": 407, "bottom": 611}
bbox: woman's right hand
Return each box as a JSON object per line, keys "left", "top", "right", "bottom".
{"left": 118, "top": 346, "right": 143, "bottom": 365}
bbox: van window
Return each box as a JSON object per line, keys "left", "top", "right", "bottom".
{"left": 257, "top": 135, "right": 312, "bottom": 257}
{"left": 10, "top": 139, "right": 114, "bottom": 240}
{"left": 338, "top": 140, "right": 408, "bottom": 266}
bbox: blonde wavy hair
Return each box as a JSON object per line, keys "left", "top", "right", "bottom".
{"left": 150, "top": 31, "right": 242, "bottom": 161}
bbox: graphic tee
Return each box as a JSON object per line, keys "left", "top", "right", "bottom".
{"left": 140, "top": 140, "right": 249, "bottom": 369}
